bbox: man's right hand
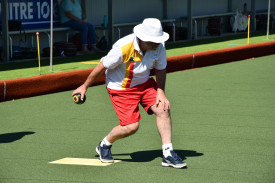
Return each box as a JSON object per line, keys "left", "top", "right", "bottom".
{"left": 72, "top": 85, "right": 87, "bottom": 100}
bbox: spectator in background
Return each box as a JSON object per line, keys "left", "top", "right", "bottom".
{"left": 59, "top": 0, "right": 102, "bottom": 53}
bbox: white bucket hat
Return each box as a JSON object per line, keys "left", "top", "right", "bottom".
{"left": 133, "top": 18, "right": 169, "bottom": 43}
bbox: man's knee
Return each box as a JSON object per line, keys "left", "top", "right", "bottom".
{"left": 123, "top": 122, "right": 139, "bottom": 135}
{"left": 75, "top": 24, "right": 88, "bottom": 32}
{"left": 151, "top": 105, "right": 170, "bottom": 117}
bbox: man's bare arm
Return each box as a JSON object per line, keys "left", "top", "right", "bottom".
{"left": 72, "top": 61, "right": 106, "bottom": 99}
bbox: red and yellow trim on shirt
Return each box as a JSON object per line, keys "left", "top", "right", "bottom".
{"left": 121, "top": 40, "right": 142, "bottom": 89}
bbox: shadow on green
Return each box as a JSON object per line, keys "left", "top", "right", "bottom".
{"left": 96, "top": 149, "right": 203, "bottom": 162}
{"left": 0, "top": 131, "right": 35, "bottom": 143}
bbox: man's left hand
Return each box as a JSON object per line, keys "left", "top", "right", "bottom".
{"left": 156, "top": 89, "right": 170, "bottom": 111}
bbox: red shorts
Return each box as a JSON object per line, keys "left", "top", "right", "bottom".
{"left": 107, "top": 78, "right": 157, "bottom": 126}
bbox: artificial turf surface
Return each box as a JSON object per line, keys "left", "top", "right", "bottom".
{"left": 0, "top": 54, "right": 274, "bottom": 182}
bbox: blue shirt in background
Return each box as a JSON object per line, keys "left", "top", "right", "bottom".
{"left": 59, "top": 0, "right": 82, "bottom": 24}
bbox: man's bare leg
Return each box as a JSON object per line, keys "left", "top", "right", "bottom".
{"left": 106, "top": 122, "right": 139, "bottom": 143}
{"left": 150, "top": 104, "right": 172, "bottom": 145}
{"left": 150, "top": 104, "right": 187, "bottom": 168}
{"left": 96, "top": 122, "right": 139, "bottom": 163}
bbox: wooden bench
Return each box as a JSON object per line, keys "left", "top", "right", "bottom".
{"left": 192, "top": 12, "right": 236, "bottom": 39}
{"left": 7, "top": 27, "right": 74, "bottom": 59}
{"left": 4, "top": 19, "right": 176, "bottom": 59}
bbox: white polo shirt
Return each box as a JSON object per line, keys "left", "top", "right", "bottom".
{"left": 101, "top": 33, "right": 167, "bottom": 90}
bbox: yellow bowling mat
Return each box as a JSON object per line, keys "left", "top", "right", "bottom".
{"left": 49, "top": 158, "right": 121, "bottom": 166}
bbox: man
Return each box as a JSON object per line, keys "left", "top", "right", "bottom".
{"left": 59, "top": 0, "right": 101, "bottom": 53}
{"left": 72, "top": 18, "right": 187, "bottom": 168}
